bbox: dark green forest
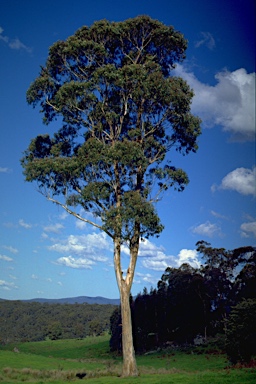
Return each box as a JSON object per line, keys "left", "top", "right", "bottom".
{"left": 0, "top": 301, "right": 116, "bottom": 344}
{"left": 110, "top": 242, "right": 256, "bottom": 363}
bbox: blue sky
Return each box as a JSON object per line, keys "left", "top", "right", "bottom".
{"left": 0, "top": 0, "right": 255, "bottom": 300}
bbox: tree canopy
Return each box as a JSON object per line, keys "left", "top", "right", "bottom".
{"left": 22, "top": 15, "right": 201, "bottom": 241}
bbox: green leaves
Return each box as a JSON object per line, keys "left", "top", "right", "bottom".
{"left": 22, "top": 15, "right": 201, "bottom": 243}
{"left": 103, "top": 191, "right": 164, "bottom": 241}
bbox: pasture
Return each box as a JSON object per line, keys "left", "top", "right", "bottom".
{"left": 0, "top": 335, "right": 255, "bottom": 383}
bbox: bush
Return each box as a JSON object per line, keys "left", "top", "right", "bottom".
{"left": 225, "top": 299, "right": 256, "bottom": 364}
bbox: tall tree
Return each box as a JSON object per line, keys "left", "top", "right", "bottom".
{"left": 21, "top": 16, "right": 201, "bottom": 376}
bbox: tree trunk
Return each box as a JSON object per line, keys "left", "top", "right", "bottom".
{"left": 120, "top": 282, "right": 138, "bottom": 377}
{"left": 114, "top": 238, "right": 138, "bottom": 377}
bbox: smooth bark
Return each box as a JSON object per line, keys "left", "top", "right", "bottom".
{"left": 114, "top": 237, "right": 139, "bottom": 376}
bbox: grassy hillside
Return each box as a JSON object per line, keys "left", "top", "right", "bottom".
{"left": 0, "top": 335, "right": 255, "bottom": 383}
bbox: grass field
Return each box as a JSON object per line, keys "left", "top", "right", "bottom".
{"left": 0, "top": 335, "right": 255, "bottom": 383}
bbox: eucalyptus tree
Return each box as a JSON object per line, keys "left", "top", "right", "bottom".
{"left": 21, "top": 16, "right": 201, "bottom": 376}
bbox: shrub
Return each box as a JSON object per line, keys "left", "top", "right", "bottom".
{"left": 225, "top": 298, "right": 256, "bottom": 364}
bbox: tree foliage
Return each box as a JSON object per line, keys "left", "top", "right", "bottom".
{"left": 22, "top": 15, "right": 200, "bottom": 242}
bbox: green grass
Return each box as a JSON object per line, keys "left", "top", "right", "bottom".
{"left": 0, "top": 335, "right": 255, "bottom": 383}
{"left": 1, "top": 335, "right": 111, "bottom": 360}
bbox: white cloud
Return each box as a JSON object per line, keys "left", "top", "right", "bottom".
{"left": 191, "top": 221, "right": 222, "bottom": 237}
{"left": 75, "top": 220, "right": 87, "bottom": 230}
{"left": 3, "top": 245, "right": 18, "bottom": 254}
{"left": 137, "top": 239, "right": 173, "bottom": 271}
{"left": 137, "top": 239, "right": 201, "bottom": 271}
{"left": 195, "top": 32, "right": 216, "bottom": 50}
{"left": 0, "top": 26, "right": 31, "bottom": 52}
{"left": 0, "top": 254, "right": 13, "bottom": 262}
{"left": 0, "top": 279, "right": 18, "bottom": 290}
{"left": 55, "top": 256, "right": 95, "bottom": 269}
{"left": 59, "top": 212, "right": 68, "bottom": 220}
{"left": 215, "top": 166, "right": 256, "bottom": 196}
{"left": 49, "top": 232, "right": 110, "bottom": 269}
{"left": 31, "top": 274, "right": 38, "bottom": 280}
{"left": 142, "top": 258, "right": 169, "bottom": 271}
{"left": 240, "top": 221, "right": 256, "bottom": 238}
{"left": 211, "top": 210, "right": 228, "bottom": 220}
{"left": 173, "top": 65, "right": 255, "bottom": 141}
{"left": 9, "top": 274, "right": 17, "bottom": 280}
{"left": 43, "top": 223, "right": 64, "bottom": 233}
{"left": 19, "top": 219, "right": 32, "bottom": 229}
{"left": 138, "top": 239, "right": 166, "bottom": 257}
{"left": 176, "top": 249, "right": 201, "bottom": 269}
{"left": 49, "top": 232, "right": 110, "bottom": 257}
{"left": 136, "top": 272, "right": 158, "bottom": 285}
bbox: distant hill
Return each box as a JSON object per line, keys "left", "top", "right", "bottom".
{"left": 0, "top": 298, "right": 118, "bottom": 343}
{"left": 0, "top": 296, "right": 120, "bottom": 305}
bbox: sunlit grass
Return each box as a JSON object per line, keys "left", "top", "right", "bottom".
{"left": 0, "top": 335, "right": 255, "bottom": 383}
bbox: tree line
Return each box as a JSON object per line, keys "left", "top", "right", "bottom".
{"left": 0, "top": 301, "right": 116, "bottom": 344}
{"left": 110, "top": 242, "right": 256, "bottom": 364}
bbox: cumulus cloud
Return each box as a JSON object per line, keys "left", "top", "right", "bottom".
{"left": 240, "top": 221, "right": 256, "bottom": 238}
{"left": 137, "top": 239, "right": 173, "bottom": 271}
{"left": 173, "top": 65, "right": 255, "bottom": 141}
{"left": 0, "top": 254, "right": 13, "bottom": 262}
{"left": 138, "top": 239, "right": 166, "bottom": 258}
{"left": 49, "top": 232, "right": 109, "bottom": 256}
{"left": 136, "top": 239, "right": 201, "bottom": 271}
{"left": 176, "top": 249, "right": 201, "bottom": 269}
{"left": 55, "top": 256, "right": 95, "bottom": 269}
{"left": 195, "top": 32, "right": 216, "bottom": 50}
{"left": 19, "top": 219, "right": 32, "bottom": 229}
{"left": 142, "top": 257, "right": 169, "bottom": 271}
{"left": 213, "top": 166, "right": 256, "bottom": 196}
{"left": 191, "top": 221, "right": 222, "bottom": 238}
{"left": 0, "top": 26, "right": 31, "bottom": 52}
{"left": 49, "top": 232, "right": 110, "bottom": 269}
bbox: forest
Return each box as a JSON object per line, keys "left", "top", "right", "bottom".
{"left": 110, "top": 242, "right": 256, "bottom": 363}
{"left": 0, "top": 301, "right": 116, "bottom": 344}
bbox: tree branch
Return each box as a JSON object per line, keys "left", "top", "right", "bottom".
{"left": 46, "top": 195, "right": 114, "bottom": 239}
